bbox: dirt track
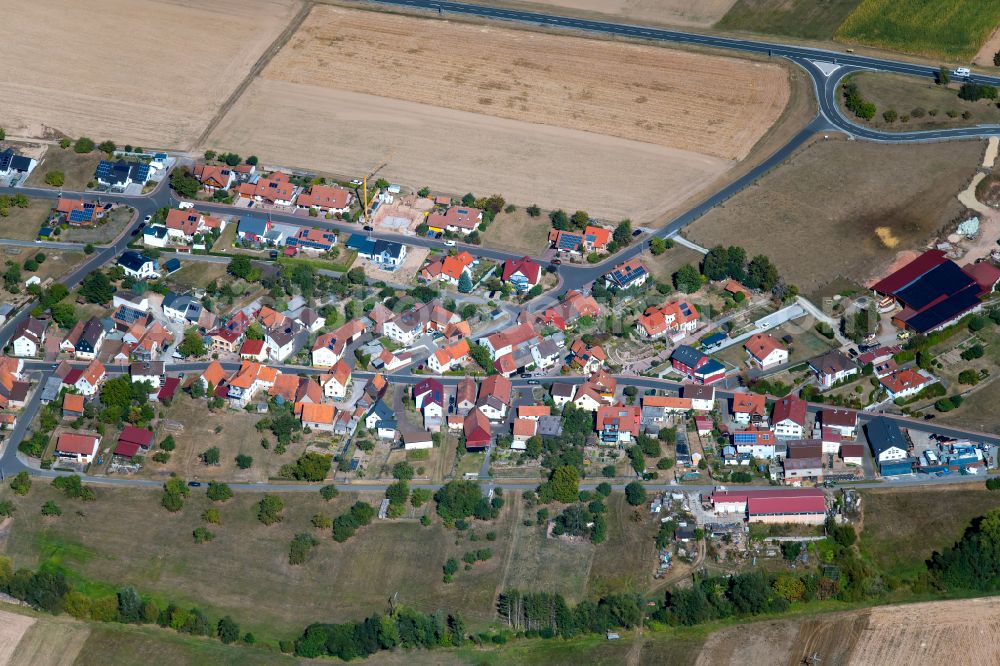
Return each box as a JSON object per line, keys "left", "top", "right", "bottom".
{"left": 0, "top": 0, "right": 300, "bottom": 148}
{"left": 265, "top": 5, "right": 789, "bottom": 160}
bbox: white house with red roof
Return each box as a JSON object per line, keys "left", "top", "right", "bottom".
{"left": 635, "top": 300, "right": 699, "bottom": 339}
{"left": 771, "top": 395, "right": 807, "bottom": 439}
{"left": 501, "top": 256, "right": 541, "bottom": 291}
{"left": 237, "top": 172, "right": 297, "bottom": 206}
{"left": 164, "top": 208, "right": 226, "bottom": 243}
{"left": 295, "top": 185, "right": 352, "bottom": 214}
{"left": 426, "top": 206, "right": 482, "bottom": 235}
{"left": 55, "top": 432, "right": 100, "bottom": 464}
{"left": 879, "top": 369, "right": 934, "bottom": 400}
{"left": 744, "top": 333, "right": 788, "bottom": 370}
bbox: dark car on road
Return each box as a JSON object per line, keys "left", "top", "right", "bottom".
{"left": 187, "top": 481, "right": 202, "bottom": 487}
{"left": 363, "top": 225, "right": 374, "bottom": 231}
{"left": 631, "top": 229, "right": 642, "bottom": 237}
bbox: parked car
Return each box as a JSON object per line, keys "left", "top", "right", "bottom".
{"left": 527, "top": 379, "right": 540, "bottom": 385}
{"left": 143, "top": 214, "right": 153, "bottom": 223}
{"left": 924, "top": 414, "right": 936, "bottom": 420}
{"left": 269, "top": 250, "right": 279, "bottom": 259}
{"left": 550, "top": 258, "right": 562, "bottom": 265}
{"left": 187, "top": 481, "right": 202, "bottom": 487}
{"left": 445, "top": 240, "right": 456, "bottom": 247}
{"left": 631, "top": 229, "right": 642, "bottom": 237}
{"left": 363, "top": 225, "right": 374, "bottom": 231}
{"left": 178, "top": 201, "right": 194, "bottom": 210}
{"left": 434, "top": 232, "right": 443, "bottom": 239}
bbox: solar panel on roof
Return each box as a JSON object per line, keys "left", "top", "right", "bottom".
{"left": 895, "top": 261, "right": 975, "bottom": 309}
{"left": 679, "top": 303, "right": 691, "bottom": 315}
{"left": 135, "top": 164, "right": 150, "bottom": 182}
{"left": 96, "top": 161, "right": 112, "bottom": 178}
{"left": 734, "top": 433, "right": 756, "bottom": 443}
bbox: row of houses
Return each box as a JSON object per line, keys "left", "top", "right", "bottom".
{"left": 192, "top": 165, "right": 354, "bottom": 215}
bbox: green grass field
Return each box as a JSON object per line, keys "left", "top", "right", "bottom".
{"left": 837, "top": 0, "right": 1000, "bottom": 59}
{"left": 859, "top": 486, "right": 1000, "bottom": 585}
{"left": 716, "top": 0, "right": 862, "bottom": 40}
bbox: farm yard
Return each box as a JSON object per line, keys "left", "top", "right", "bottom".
{"left": 0, "top": 0, "right": 301, "bottom": 148}
{"left": 685, "top": 138, "right": 982, "bottom": 295}
{"left": 205, "top": 4, "right": 791, "bottom": 222}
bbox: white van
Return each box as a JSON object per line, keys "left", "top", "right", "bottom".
{"left": 954, "top": 67, "right": 971, "bottom": 77}
{"left": 178, "top": 201, "right": 194, "bottom": 210}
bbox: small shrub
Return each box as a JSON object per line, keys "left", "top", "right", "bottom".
{"left": 193, "top": 527, "right": 215, "bottom": 543}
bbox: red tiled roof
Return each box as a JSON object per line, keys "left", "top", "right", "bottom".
{"left": 114, "top": 440, "right": 141, "bottom": 458}
{"left": 119, "top": 426, "right": 153, "bottom": 447}
{"left": 57, "top": 433, "right": 98, "bottom": 455}
{"left": 501, "top": 256, "right": 541, "bottom": 285}
{"left": 771, "top": 395, "right": 807, "bottom": 426}
{"left": 744, "top": 333, "right": 785, "bottom": 362}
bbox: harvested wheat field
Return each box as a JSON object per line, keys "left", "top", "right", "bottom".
{"left": 0, "top": 0, "right": 301, "bottom": 147}
{"left": 0, "top": 608, "right": 36, "bottom": 666}
{"left": 208, "top": 81, "right": 729, "bottom": 222}
{"left": 267, "top": 6, "right": 787, "bottom": 160}
{"left": 696, "top": 597, "right": 1000, "bottom": 665}
{"left": 209, "top": 5, "right": 789, "bottom": 221}
{"left": 686, "top": 138, "right": 982, "bottom": 295}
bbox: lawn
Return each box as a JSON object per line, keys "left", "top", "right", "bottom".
{"left": 859, "top": 486, "right": 1000, "bottom": 584}
{"left": 843, "top": 72, "right": 1000, "bottom": 131}
{"left": 164, "top": 261, "right": 230, "bottom": 291}
{"left": 638, "top": 246, "right": 706, "bottom": 287}
{"left": 61, "top": 205, "right": 134, "bottom": 244}
{"left": 837, "top": 0, "right": 1000, "bottom": 59}
{"left": 276, "top": 251, "right": 356, "bottom": 275}
{"left": 716, "top": 0, "right": 861, "bottom": 40}
{"left": 144, "top": 393, "right": 309, "bottom": 483}
{"left": 25, "top": 148, "right": 103, "bottom": 191}
{"left": 481, "top": 207, "right": 553, "bottom": 256}
{"left": 685, "top": 138, "right": 981, "bottom": 296}
{"left": 0, "top": 199, "right": 50, "bottom": 241}
{"left": 11, "top": 246, "right": 85, "bottom": 282}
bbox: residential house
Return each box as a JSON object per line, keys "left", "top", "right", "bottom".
{"left": 299, "top": 403, "right": 336, "bottom": 432}
{"left": 732, "top": 427, "right": 777, "bottom": 459}
{"left": 129, "top": 361, "right": 164, "bottom": 389}
{"left": 403, "top": 430, "right": 434, "bottom": 451}
{"left": 427, "top": 206, "right": 482, "bottom": 235}
{"left": 164, "top": 208, "right": 225, "bottom": 243}
{"left": 783, "top": 457, "right": 823, "bottom": 483}
{"left": 879, "top": 369, "right": 934, "bottom": 400}
{"left": 74, "top": 360, "right": 106, "bottom": 397}
{"left": 365, "top": 400, "right": 397, "bottom": 439}
{"left": 0, "top": 148, "right": 36, "bottom": 179}
{"left": 373, "top": 348, "right": 413, "bottom": 372}
{"left": 772, "top": 395, "right": 808, "bottom": 439}
{"left": 236, "top": 216, "right": 274, "bottom": 244}
{"left": 72, "top": 318, "right": 106, "bottom": 360}
{"left": 732, "top": 393, "right": 767, "bottom": 426}
{"left": 604, "top": 259, "right": 648, "bottom": 290}
{"left": 117, "top": 250, "right": 160, "bottom": 279}
{"left": 295, "top": 184, "right": 352, "bottom": 214}
{"left": 0, "top": 357, "right": 28, "bottom": 410}
{"left": 456, "top": 376, "right": 478, "bottom": 414}
{"left": 477, "top": 374, "right": 512, "bottom": 421}
{"left": 143, "top": 225, "right": 168, "bottom": 247}
{"left": 636, "top": 300, "right": 699, "bottom": 339}
{"left": 54, "top": 197, "right": 112, "bottom": 227}
{"left": 681, "top": 384, "right": 715, "bottom": 411}
{"left": 12, "top": 317, "right": 46, "bottom": 357}
{"left": 641, "top": 395, "right": 692, "bottom": 427}
{"left": 112, "top": 290, "right": 150, "bottom": 313}
{"left": 536, "top": 415, "right": 563, "bottom": 438}
{"left": 596, "top": 404, "right": 642, "bottom": 444}
{"left": 857, "top": 345, "right": 902, "bottom": 367}
{"left": 264, "top": 317, "right": 304, "bottom": 363}
{"left": 346, "top": 234, "right": 407, "bottom": 269}
{"left": 463, "top": 408, "right": 492, "bottom": 450}
{"left": 821, "top": 408, "right": 858, "bottom": 438}
{"left": 368, "top": 303, "right": 395, "bottom": 335}
{"left": 311, "top": 319, "right": 366, "bottom": 367}
{"left": 287, "top": 227, "right": 338, "bottom": 255}
{"left": 572, "top": 383, "right": 604, "bottom": 412}
{"left": 237, "top": 171, "right": 296, "bottom": 205}
{"left": 694, "top": 415, "right": 713, "bottom": 436}
{"left": 808, "top": 350, "right": 859, "bottom": 389}
{"left": 534, "top": 290, "right": 601, "bottom": 331}
{"left": 356, "top": 374, "right": 388, "bottom": 411}
{"left": 294, "top": 308, "right": 325, "bottom": 334}
{"left": 162, "top": 293, "right": 202, "bottom": 325}
{"left": 568, "top": 339, "right": 606, "bottom": 374}
{"left": 226, "top": 361, "right": 278, "bottom": 409}
{"left": 198, "top": 360, "right": 227, "bottom": 393}
{"left": 550, "top": 382, "right": 576, "bottom": 408}
{"left": 96, "top": 159, "right": 150, "bottom": 189}
{"left": 413, "top": 378, "right": 445, "bottom": 429}
{"left": 866, "top": 416, "right": 912, "bottom": 475}
{"left": 429, "top": 338, "right": 470, "bottom": 374}
{"left": 518, "top": 405, "right": 550, "bottom": 420}
{"left": 530, "top": 339, "right": 561, "bottom": 371}
{"left": 501, "top": 256, "right": 542, "bottom": 291}
{"left": 744, "top": 333, "right": 788, "bottom": 370}
{"left": 841, "top": 443, "right": 865, "bottom": 466}
{"left": 191, "top": 164, "right": 235, "bottom": 191}
{"left": 512, "top": 418, "right": 536, "bottom": 448}
{"left": 319, "top": 360, "right": 352, "bottom": 400}
{"left": 384, "top": 302, "right": 459, "bottom": 346}
{"left": 239, "top": 339, "right": 268, "bottom": 362}
{"left": 421, "top": 252, "right": 475, "bottom": 286}
{"left": 671, "top": 345, "right": 726, "bottom": 385}
{"left": 63, "top": 393, "right": 85, "bottom": 420}
{"left": 55, "top": 432, "right": 100, "bottom": 464}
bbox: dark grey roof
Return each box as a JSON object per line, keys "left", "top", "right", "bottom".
{"left": 672, "top": 344, "right": 705, "bottom": 368}
{"left": 866, "top": 416, "right": 908, "bottom": 456}
{"left": 117, "top": 250, "right": 153, "bottom": 272}
{"left": 551, "top": 382, "right": 575, "bottom": 398}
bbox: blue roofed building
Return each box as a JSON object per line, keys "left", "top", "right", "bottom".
{"left": 95, "top": 159, "right": 151, "bottom": 190}
{"left": 347, "top": 234, "right": 407, "bottom": 269}
{"left": 866, "top": 416, "right": 913, "bottom": 475}
{"left": 117, "top": 250, "right": 160, "bottom": 279}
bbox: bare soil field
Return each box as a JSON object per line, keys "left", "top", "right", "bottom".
{"left": 458, "top": 0, "right": 738, "bottom": 27}
{"left": 0, "top": 0, "right": 300, "bottom": 148}
{"left": 208, "top": 81, "right": 729, "bottom": 222}
{"left": 685, "top": 138, "right": 982, "bottom": 295}
{"left": 267, "top": 6, "right": 787, "bottom": 160}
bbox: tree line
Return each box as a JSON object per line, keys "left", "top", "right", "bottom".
{"left": 497, "top": 589, "right": 643, "bottom": 637}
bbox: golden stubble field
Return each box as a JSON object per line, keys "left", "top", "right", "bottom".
{"left": 208, "top": 5, "right": 789, "bottom": 221}
{"left": 0, "top": 0, "right": 301, "bottom": 148}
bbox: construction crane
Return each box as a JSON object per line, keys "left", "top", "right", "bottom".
{"left": 355, "top": 152, "right": 394, "bottom": 229}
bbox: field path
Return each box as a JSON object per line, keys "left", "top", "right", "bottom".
{"left": 194, "top": 0, "right": 313, "bottom": 149}
{"left": 495, "top": 498, "right": 523, "bottom": 597}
